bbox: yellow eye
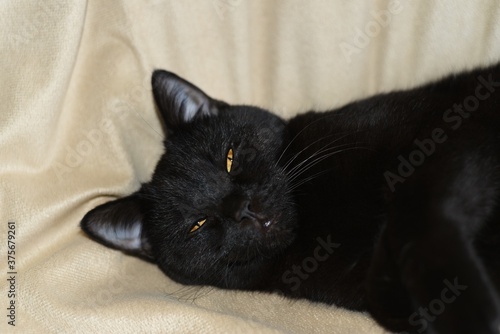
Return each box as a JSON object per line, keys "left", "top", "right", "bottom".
{"left": 226, "top": 148, "right": 233, "bottom": 173}
{"left": 189, "top": 218, "right": 206, "bottom": 233}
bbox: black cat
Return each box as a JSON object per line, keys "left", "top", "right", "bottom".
{"left": 81, "top": 63, "right": 500, "bottom": 334}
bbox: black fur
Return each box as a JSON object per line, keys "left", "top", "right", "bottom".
{"left": 81, "top": 64, "right": 500, "bottom": 333}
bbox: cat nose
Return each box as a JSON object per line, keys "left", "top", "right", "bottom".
{"left": 221, "top": 195, "right": 258, "bottom": 222}
{"left": 236, "top": 200, "right": 254, "bottom": 221}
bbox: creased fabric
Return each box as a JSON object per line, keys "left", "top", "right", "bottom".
{"left": 1, "top": 1, "right": 500, "bottom": 333}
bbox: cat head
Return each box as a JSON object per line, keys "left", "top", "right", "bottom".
{"left": 81, "top": 70, "right": 298, "bottom": 288}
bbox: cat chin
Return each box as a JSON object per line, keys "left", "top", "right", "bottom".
{"left": 157, "top": 257, "right": 271, "bottom": 289}
{"left": 212, "top": 259, "right": 275, "bottom": 289}
{"left": 241, "top": 218, "right": 293, "bottom": 240}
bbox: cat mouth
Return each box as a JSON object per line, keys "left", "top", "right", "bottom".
{"left": 263, "top": 220, "right": 274, "bottom": 228}
{"left": 260, "top": 212, "right": 286, "bottom": 231}
{"left": 241, "top": 215, "right": 277, "bottom": 232}
{"left": 254, "top": 217, "right": 277, "bottom": 231}
{"left": 261, "top": 212, "right": 284, "bottom": 230}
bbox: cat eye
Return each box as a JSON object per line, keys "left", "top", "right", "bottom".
{"left": 226, "top": 148, "right": 234, "bottom": 173}
{"left": 189, "top": 218, "right": 206, "bottom": 233}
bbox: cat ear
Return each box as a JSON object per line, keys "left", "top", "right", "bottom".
{"left": 80, "top": 194, "right": 153, "bottom": 261}
{"left": 151, "top": 70, "right": 227, "bottom": 130}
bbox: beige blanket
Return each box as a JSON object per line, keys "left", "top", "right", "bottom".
{"left": 2, "top": 0, "right": 500, "bottom": 333}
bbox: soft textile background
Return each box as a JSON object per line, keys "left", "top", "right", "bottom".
{"left": 1, "top": 1, "right": 500, "bottom": 333}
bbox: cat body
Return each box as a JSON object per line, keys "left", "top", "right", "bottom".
{"left": 81, "top": 63, "right": 500, "bottom": 333}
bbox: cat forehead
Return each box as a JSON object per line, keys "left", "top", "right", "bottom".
{"left": 152, "top": 150, "right": 229, "bottom": 194}
{"left": 200, "top": 106, "right": 285, "bottom": 132}
{"left": 164, "top": 118, "right": 277, "bottom": 158}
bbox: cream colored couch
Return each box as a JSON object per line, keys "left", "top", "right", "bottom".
{"left": 2, "top": 1, "right": 500, "bottom": 333}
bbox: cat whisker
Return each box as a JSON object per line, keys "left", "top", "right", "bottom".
{"left": 288, "top": 169, "right": 332, "bottom": 192}
{"left": 286, "top": 146, "right": 374, "bottom": 190}
{"left": 164, "top": 284, "right": 211, "bottom": 304}
{"left": 285, "top": 142, "right": 357, "bottom": 182}
{"left": 287, "top": 143, "right": 372, "bottom": 184}
{"left": 275, "top": 114, "right": 342, "bottom": 167}
{"left": 280, "top": 133, "right": 352, "bottom": 172}
{"left": 277, "top": 126, "right": 371, "bottom": 170}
